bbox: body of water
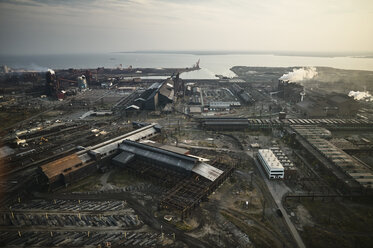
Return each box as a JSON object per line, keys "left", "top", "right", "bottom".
{"left": 1, "top": 53, "right": 373, "bottom": 79}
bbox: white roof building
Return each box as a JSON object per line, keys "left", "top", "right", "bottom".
{"left": 258, "top": 149, "right": 284, "bottom": 179}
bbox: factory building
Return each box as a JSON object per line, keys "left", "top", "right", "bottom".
{"left": 230, "top": 84, "right": 255, "bottom": 104}
{"left": 257, "top": 149, "right": 284, "bottom": 179}
{"left": 114, "top": 140, "right": 198, "bottom": 175}
{"left": 270, "top": 147, "right": 297, "bottom": 180}
{"left": 39, "top": 124, "right": 162, "bottom": 190}
{"left": 173, "top": 73, "right": 185, "bottom": 97}
{"left": 189, "top": 106, "right": 202, "bottom": 114}
{"left": 209, "top": 101, "right": 241, "bottom": 111}
{"left": 158, "top": 78, "right": 174, "bottom": 105}
{"left": 200, "top": 117, "right": 249, "bottom": 130}
{"left": 209, "top": 102, "right": 230, "bottom": 111}
{"left": 143, "top": 82, "right": 161, "bottom": 110}
{"left": 278, "top": 80, "right": 304, "bottom": 103}
{"left": 291, "top": 125, "right": 332, "bottom": 139}
{"left": 113, "top": 140, "right": 223, "bottom": 181}
{"left": 45, "top": 69, "right": 59, "bottom": 97}
{"left": 140, "top": 140, "right": 190, "bottom": 155}
{"left": 296, "top": 92, "right": 359, "bottom": 118}
{"left": 126, "top": 78, "right": 174, "bottom": 111}
{"left": 291, "top": 124, "right": 373, "bottom": 190}
{"left": 39, "top": 154, "right": 96, "bottom": 189}
{"left": 200, "top": 117, "right": 373, "bottom": 131}
{"left": 111, "top": 139, "right": 233, "bottom": 218}
{"left": 307, "top": 137, "right": 373, "bottom": 189}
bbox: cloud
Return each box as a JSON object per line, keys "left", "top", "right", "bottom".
{"left": 0, "top": 0, "right": 372, "bottom": 55}
{"left": 0, "top": 0, "right": 41, "bottom": 7}
{"left": 0, "top": 0, "right": 98, "bottom": 7}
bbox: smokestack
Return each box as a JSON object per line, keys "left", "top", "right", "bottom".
{"left": 45, "top": 69, "right": 57, "bottom": 97}
{"left": 300, "top": 92, "right": 306, "bottom": 102}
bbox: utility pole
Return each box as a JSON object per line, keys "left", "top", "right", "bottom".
{"left": 328, "top": 207, "right": 331, "bottom": 224}
{"left": 249, "top": 171, "right": 253, "bottom": 190}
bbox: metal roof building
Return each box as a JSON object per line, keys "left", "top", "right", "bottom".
{"left": 39, "top": 124, "right": 162, "bottom": 190}
{"left": 258, "top": 149, "right": 284, "bottom": 179}
{"left": 113, "top": 140, "right": 223, "bottom": 181}
{"left": 199, "top": 117, "right": 249, "bottom": 130}
{"left": 40, "top": 154, "right": 83, "bottom": 186}
{"left": 191, "top": 162, "right": 223, "bottom": 181}
{"left": 115, "top": 140, "right": 198, "bottom": 174}
{"left": 77, "top": 123, "right": 161, "bottom": 162}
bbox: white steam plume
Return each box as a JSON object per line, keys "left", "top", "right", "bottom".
{"left": 279, "top": 67, "right": 318, "bottom": 82}
{"left": 348, "top": 91, "right": 373, "bottom": 101}
{"left": 10, "top": 63, "right": 50, "bottom": 72}
{"left": 47, "top": 69, "right": 55, "bottom": 74}
{"left": 27, "top": 63, "right": 49, "bottom": 72}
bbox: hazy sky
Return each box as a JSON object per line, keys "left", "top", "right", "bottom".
{"left": 0, "top": 0, "right": 372, "bottom": 55}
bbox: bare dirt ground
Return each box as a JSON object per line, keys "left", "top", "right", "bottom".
{"left": 295, "top": 205, "right": 314, "bottom": 229}
{"left": 285, "top": 198, "right": 373, "bottom": 248}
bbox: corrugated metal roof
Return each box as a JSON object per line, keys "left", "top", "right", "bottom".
{"left": 159, "top": 85, "right": 174, "bottom": 101}
{"left": 160, "top": 145, "right": 189, "bottom": 155}
{"left": 112, "top": 151, "right": 135, "bottom": 165}
{"left": 84, "top": 125, "right": 158, "bottom": 158}
{"left": 40, "top": 154, "right": 82, "bottom": 181}
{"left": 192, "top": 162, "right": 223, "bottom": 181}
{"left": 79, "top": 153, "right": 92, "bottom": 163}
{"left": 119, "top": 140, "right": 197, "bottom": 172}
{"left": 141, "top": 142, "right": 190, "bottom": 155}
{"left": 80, "top": 124, "right": 157, "bottom": 152}
{"left": 204, "top": 121, "right": 248, "bottom": 126}
{"left": 126, "top": 127, "right": 157, "bottom": 142}
{"left": 258, "top": 149, "right": 284, "bottom": 170}
{"left": 149, "top": 82, "right": 162, "bottom": 89}
{"left": 349, "top": 173, "right": 373, "bottom": 178}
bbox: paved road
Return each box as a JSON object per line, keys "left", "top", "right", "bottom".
{"left": 252, "top": 153, "right": 306, "bottom": 248}
{"left": 99, "top": 171, "right": 115, "bottom": 191}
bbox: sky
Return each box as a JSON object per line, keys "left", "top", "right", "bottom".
{"left": 0, "top": 0, "right": 372, "bottom": 55}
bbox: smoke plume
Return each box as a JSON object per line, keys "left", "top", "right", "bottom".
{"left": 26, "top": 63, "right": 50, "bottom": 72}
{"left": 47, "top": 69, "right": 55, "bottom": 74}
{"left": 348, "top": 91, "right": 373, "bottom": 101}
{"left": 279, "top": 67, "right": 318, "bottom": 82}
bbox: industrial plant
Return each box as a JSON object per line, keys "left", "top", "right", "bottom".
{"left": 1, "top": 62, "right": 373, "bottom": 248}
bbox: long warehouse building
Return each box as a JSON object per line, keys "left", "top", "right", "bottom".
{"left": 113, "top": 140, "right": 223, "bottom": 181}
{"left": 39, "top": 124, "right": 162, "bottom": 190}
{"left": 258, "top": 149, "right": 284, "bottom": 179}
